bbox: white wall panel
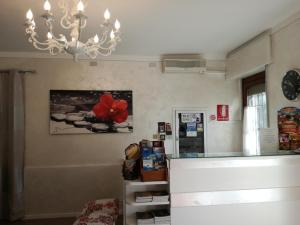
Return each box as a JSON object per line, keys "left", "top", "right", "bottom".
{"left": 172, "top": 201, "right": 300, "bottom": 225}
{"left": 170, "top": 156, "right": 300, "bottom": 225}
{"left": 170, "top": 156, "right": 300, "bottom": 193}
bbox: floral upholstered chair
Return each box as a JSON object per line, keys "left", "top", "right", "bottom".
{"left": 73, "top": 199, "right": 119, "bottom": 225}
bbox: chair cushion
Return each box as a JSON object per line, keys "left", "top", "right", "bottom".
{"left": 80, "top": 198, "right": 119, "bottom": 218}
{"left": 73, "top": 212, "right": 114, "bottom": 225}
{"left": 73, "top": 198, "right": 119, "bottom": 225}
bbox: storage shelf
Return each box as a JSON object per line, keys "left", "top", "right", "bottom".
{"left": 125, "top": 180, "right": 168, "bottom": 186}
{"left": 126, "top": 195, "right": 169, "bottom": 206}
{"left": 126, "top": 216, "right": 170, "bottom": 225}
{"left": 124, "top": 178, "right": 170, "bottom": 225}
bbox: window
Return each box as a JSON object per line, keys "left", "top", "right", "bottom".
{"left": 242, "top": 71, "right": 268, "bottom": 155}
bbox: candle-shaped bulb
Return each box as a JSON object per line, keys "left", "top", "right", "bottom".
{"left": 114, "top": 19, "right": 120, "bottom": 30}
{"left": 77, "top": 0, "right": 84, "bottom": 12}
{"left": 44, "top": 0, "right": 51, "bottom": 11}
{"left": 47, "top": 32, "right": 53, "bottom": 39}
{"left": 104, "top": 9, "right": 110, "bottom": 20}
{"left": 110, "top": 30, "right": 115, "bottom": 40}
{"left": 60, "top": 36, "right": 67, "bottom": 42}
{"left": 26, "top": 9, "right": 33, "bottom": 20}
{"left": 94, "top": 34, "right": 99, "bottom": 43}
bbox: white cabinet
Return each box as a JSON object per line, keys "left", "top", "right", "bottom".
{"left": 123, "top": 180, "right": 169, "bottom": 225}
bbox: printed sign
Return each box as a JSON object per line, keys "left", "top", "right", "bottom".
{"left": 186, "top": 123, "right": 197, "bottom": 137}
{"left": 181, "top": 113, "right": 201, "bottom": 123}
{"left": 217, "top": 105, "right": 229, "bottom": 121}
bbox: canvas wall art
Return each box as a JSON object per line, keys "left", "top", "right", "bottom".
{"left": 50, "top": 90, "right": 133, "bottom": 134}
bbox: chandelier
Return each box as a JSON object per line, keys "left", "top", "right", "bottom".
{"left": 25, "top": 0, "right": 121, "bottom": 61}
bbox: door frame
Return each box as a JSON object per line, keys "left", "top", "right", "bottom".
{"left": 172, "top": 107, "right": 208, "bottom": 157}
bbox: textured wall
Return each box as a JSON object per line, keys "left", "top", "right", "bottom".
{"left": 267, "top": 14, "right": 300, "bottom": 149}
{"left": 0, "top": 58, "right": 242, "bottom": 217}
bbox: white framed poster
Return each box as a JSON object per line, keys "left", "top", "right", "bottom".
{"left": 173, "top": 108, "right": 208, "bottom": 157}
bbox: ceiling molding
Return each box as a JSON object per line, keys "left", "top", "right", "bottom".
{"left": 0, "top": 51, "right": 227, "bottom": 62}
{"left": 0, "top": 51, "right": 161, "bottom": 62}
{"left": 271, "top": 9, "right": 300, "bottom": 35}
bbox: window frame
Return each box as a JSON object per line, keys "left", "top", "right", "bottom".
{"left": 242, "top": 71, "right": 266, "bottom": 108}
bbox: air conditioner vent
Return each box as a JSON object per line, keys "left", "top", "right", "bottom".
{"left": 165, "top": 60, "right": 204, "bottom": 68}
{"left": 162, "top": 54, "right": 206, "bottom": 74}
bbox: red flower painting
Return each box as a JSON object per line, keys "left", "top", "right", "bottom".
{"left": 92, "top": 94, "right": 128, "bottom": 123}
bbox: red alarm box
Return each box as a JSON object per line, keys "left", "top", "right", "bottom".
{"left": 217, "top": 105, "right": 229, "bottom": 121}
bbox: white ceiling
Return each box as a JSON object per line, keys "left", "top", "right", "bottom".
{"left": 1, "top": 0, "right": 300, "bottom": 59}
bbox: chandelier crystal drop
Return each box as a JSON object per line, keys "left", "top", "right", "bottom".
{"left": 25, "top": 0, "right": 121, "bottom": 61}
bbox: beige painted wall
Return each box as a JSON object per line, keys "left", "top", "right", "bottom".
{"left": 267, "top": 15, "right": 300, "bottom": 143}
{"left": 0, "top": 58, "right": 242, "bottom": 217}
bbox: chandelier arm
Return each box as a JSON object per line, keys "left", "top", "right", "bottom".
{"left": 45, "top": 19, "right": 59, "bottom": 41}
{"left": 32, "top": 41, "right": 53, "bottom": 51}
{"left": 97, "top": 31, "right": 110, "bottom": 45}
{"left": 99, "top": 32, "right": 120, "bottom": 46}
{"left": 32, "top": 39, "right": 62, "bottom": 52}
{"left": 96, "top": 48, "right": 112, "bottom": 57}
{"left": 26, "top": 31, "right": 50, "bottom": 47}
{"left": 59, "top": 0, "right": 79, "bottom": 30}
{"left": 83, "top": 32, "right": 119, "bottom": 54}
{"left": 26, "top": 28, "right": 64, "bottom": 53}
{"left": 60, "top": 17, "right": 73, "bottom": 30}
{"left": 84, "top": 47, "right": 112, "bottom": 58}
{"left": 77, "top": 17, "right": 83, "bottom": 42}
{"left": 98, "top": 23, "right": 119, "bottom": 44}
{"left": 96, "top": 43, "right": 116, "bottom": 53}
{"left": 60, "top": 5, "right": 74, "bottom": 29}
{"left": 83, "top": 32, "right": 107, "bottom": 47}
{"left": 26, "top": 22, "right": 68, "bottom": 49}
{"left": 80, "top": 19, "right": 87, "bottom": 29}
{"left": 45, "top": 19, "right": 55, "bottom": 35}
{"left": 32, "top": 37, "right": 64, "bottom": 52}
{"left": 52, "top": 34, "right": 68, "bottom": 46}
{"left": 44, "top": 19, "right": 68, "bottom": 46}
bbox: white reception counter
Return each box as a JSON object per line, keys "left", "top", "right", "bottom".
{"left": 169, "top": 153, "right": 300, "bottom": 225}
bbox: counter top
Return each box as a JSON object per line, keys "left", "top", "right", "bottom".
{"left": 167, "top": 150, "right": 300, "bottom": 159}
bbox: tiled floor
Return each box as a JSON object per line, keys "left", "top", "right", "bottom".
{"left": 0, "top": 217, "right": 123, "bottom": 225}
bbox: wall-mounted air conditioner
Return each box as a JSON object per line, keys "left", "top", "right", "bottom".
{"left": 162, "top": 54, "right": 206, "bottom": 74}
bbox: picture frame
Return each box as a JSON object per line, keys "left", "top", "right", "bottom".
{"left": 159, "top": 134, "right": 166, "bottom": 140}
{"left": 50, "top": 90, "right": 133, "bottom": 134}
{"left": 158, "top": 122, "right": 166, "bottom": 133}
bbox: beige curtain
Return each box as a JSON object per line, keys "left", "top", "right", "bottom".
{"left": 243, "top": 106, "right": 260, "bottom": 156}
{"left": 0, "top": 70, "right": 25, "bottom": 221}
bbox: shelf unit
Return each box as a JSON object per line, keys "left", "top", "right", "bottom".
{"left": 123, "top": 179, "right": 170, "bottom": 225}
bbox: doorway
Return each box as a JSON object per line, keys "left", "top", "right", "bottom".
{"left": 173, "top": 108, "right": 207, "bottom": 157}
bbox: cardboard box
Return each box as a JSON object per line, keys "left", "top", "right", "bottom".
{"left": 141, "top": 168, "right": 168, "bottom": 182}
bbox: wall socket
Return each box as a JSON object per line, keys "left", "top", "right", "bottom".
{"left": 89, "top": 61, "right": 98, "bottom": 67}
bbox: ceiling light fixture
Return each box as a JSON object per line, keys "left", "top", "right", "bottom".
{"left": 25, "top": 0, "right": 121, "bottom": 61}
